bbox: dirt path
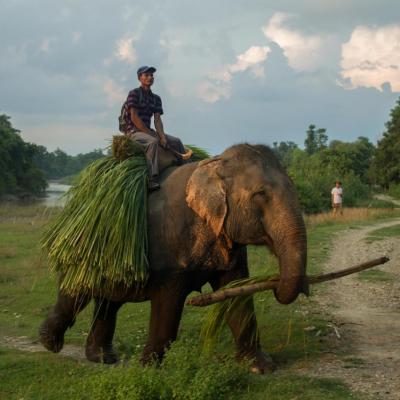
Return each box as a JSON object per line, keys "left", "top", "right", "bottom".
{"left": 299, "top": 218, "right": 400, "bottom": 399}
{"left": 374, "top": 194, "right": 400, "bottom": 207}
{"left": 0, "top": 335, "right": 87, "bottom": 361}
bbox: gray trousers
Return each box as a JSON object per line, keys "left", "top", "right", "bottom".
{"left": 129, "top": 131, "right": 185, "bottom": 177}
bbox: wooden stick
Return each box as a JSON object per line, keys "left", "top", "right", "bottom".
{"left": 186, "top": 256, "right": 390, "bottom": 307}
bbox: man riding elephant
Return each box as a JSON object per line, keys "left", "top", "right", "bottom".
{"left": 122, "top": 65, "right": 191, "bottom": 191}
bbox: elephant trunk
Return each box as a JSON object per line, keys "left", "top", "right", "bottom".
{"left": 269, "top": 211, "right": 308, "bottom": 305}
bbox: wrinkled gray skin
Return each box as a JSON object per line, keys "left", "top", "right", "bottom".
{"left": 39, "top": 144, "right": 308, "bottom": 374}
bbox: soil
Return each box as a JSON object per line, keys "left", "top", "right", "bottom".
{"left": 293, "top": 217, "right": 400, "bottom": 400}
{"left": 0, "top": 335, "right": 87, "bottom": 361}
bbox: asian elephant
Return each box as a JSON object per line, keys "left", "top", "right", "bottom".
{"left": 39, "top": 143, "right": 308, "bottom": 374}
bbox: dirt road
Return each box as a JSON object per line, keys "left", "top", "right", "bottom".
{"left": 301, "top": 218, "right": 400, "bottom": 399}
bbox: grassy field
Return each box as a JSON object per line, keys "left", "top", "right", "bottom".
{"left": 1, "top": 204, "right": 399, "bottom": 400}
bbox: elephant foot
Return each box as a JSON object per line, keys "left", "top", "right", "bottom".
{"left": 39, "top": 318, "right": 65, "bottom": 353}
{"left": 85, "top": 343, "right": 119, "bottom": 364}
{"left": 140, "top": 348, "right": 164, "bottom": 366}
{"left": 238, "top": 349, "right": 276, "bottom": 375}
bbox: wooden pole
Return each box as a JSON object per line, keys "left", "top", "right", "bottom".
{"left": 186, "top": 256, "right": 390, "bottom": 307}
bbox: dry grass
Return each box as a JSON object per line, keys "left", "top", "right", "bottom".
{"left": 305, "top": 207, "right": 400, "bottom": 228}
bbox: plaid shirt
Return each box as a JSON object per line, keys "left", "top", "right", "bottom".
{"left": 124, "top": 87, "right": 163, "bottom": 132}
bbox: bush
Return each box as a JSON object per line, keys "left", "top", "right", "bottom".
{"left": 73, "top": 340, "right": 250, "bottom": 400}
{"left": 388, "top": 183, "right": 400, "bottom": 199}
{"left": 288, "top": 149, "right": 371, "bottom": 214}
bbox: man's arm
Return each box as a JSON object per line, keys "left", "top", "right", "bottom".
{"left": 129, "top": 108, "right": 152, "bottom": 135}
{"left": 154, "top": 113, "right": 167, "bottom": 147}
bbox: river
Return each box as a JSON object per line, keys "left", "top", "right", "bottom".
{"left": 41, "top": 182, "right": 71, "bottom": 207}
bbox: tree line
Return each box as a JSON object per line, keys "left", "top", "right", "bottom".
{"left": 1, "top": 97, "right": 399, "bottom": 207}
{"left": 0, "top": 114, "right": 104, "bottom": 197}
{"left": 272, "top": 98, "right": 400, "bottom": 213}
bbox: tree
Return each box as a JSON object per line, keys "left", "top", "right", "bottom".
{"left": 321, "top": 137, "right": 375, "bottom": 183}
{"left": 0, "top": 114, "right": 47, "bottom": 196}
{"left": 304, "top": 124, "right": 328, "bottom": 155}
{"left": 370, "top": 98, "right": 400, "bottom": 188}
{"left": 272, "top": 141, "right": 298, "bottom": 168}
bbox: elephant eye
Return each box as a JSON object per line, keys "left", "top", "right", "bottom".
{"left": 253, "top": 189, "right": 269, "bottom": 199}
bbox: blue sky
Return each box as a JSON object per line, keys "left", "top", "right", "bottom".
{"left": 1, "top": 0, "right": 399, "bottom": 154}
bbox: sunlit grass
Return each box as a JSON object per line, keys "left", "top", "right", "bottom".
{"left": 305, "top": 207, "right": 400, "bottom": 227}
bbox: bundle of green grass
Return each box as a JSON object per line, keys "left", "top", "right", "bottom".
{"left": 43, "top": 136, "right": 209, "bottom": 297}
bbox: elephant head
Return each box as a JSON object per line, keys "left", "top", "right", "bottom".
{"left": 186, "top": 144, "right": 308, "bottom": 304}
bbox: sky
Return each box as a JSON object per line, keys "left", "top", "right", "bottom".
{"left": 1, "top": 0, "right": 400, "bottom": 155}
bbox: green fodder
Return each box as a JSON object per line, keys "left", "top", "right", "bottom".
{"left": 112, "top": 135, "right": 145, "bottom": 161}
{"left": 42, "top": 153, "right": 149, "bottom": 296}
{"left": 201, "top": 275, "right": 276, "bottom": 349}
{"left": 185, "top": 144, "right": 210, "bottom": 161}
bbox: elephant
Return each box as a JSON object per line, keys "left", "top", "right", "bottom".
{"left": 39, "top": 143, "right": 308, "bottom": 374}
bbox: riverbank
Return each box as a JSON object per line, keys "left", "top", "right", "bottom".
{"left": 0, "top": 181, "right": 71, "bottom": 208}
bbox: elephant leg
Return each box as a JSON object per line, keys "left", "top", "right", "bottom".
{"left": 85, "top": 298, "right": 124, "bottom": 364}
{"left": 210, "top": 254, "right": 276, "bottom": 374}
{"left": 39, "top": 291, "right": 90, "bottom": 353}
{"left": 141, "top": 278, "right": 187, "bottom": 365}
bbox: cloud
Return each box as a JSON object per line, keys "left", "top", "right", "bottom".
{"left": 40, "top": 37, "right": 56, "bottom": 53}
{"left": 262, "top": 12, "right": 323, "bottom": 71}
{"left": 71, "top": 31, "right": 82, "bottom": 43}
{"left": 115, "top": 37, "right": 137, "bottom": 64}
{"left": 339, "top": 25, "right": 400, "bottom": 92}
{"left": 102, "top": 78, "right": 126, "bottom": 107}
{"left": 198, "top": 45, "right": 271, "bottom": 103}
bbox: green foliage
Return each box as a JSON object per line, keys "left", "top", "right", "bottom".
{"left": 370, "top": 97, "right": 400, "bottom": 188}
{"left": 288, "top": 149, "right": 335, "bottom": 213}
{"left": 272, "top": 141, "right": 298, "bottom": 168}
{"left": 304, "top": 124, "right": 328, "bottom": 155}
{"left": 42, "top": 152, "right": 149, "bottom": 296}
{"left": 71, "top": 341, "right": 250, "bottom": 400}
{"left": 322, "top": 137, "right": 375, "bottom": 183}
{"left": 34, "top": 146, "right": 105, "bottom": 179}
{"left": 286, "top": 128, "right": 373, "bottom": 213}
{"left": 0, "top": 114, "right": 47, "bottom": 196}
{"left": 388, "top": 183, "right": 400, "bottom": 199}
{"left": 185, "top": 144, "right": 210, "bottom": 161}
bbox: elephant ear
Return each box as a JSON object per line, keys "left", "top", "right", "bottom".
{"left": 186, "top": 158, "right": 227, "bottom": 237}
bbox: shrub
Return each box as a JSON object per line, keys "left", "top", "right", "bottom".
{"left": 73, "top": 340, "right": 250, "bottom": 400}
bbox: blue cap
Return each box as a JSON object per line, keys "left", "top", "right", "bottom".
{"left": 137, "top": 66, "right": 156, "bottom": 76}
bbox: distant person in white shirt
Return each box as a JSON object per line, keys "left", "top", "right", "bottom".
{"left": 331, "top": 180, "right": 343, "bottom": 214}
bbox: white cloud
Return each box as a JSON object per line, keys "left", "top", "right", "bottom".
{"left": 40, "top": 37, "right": 56, "bottom": 53}
{"left": 197, "top": 81, "right": 231, "bottom": 103}
{"left": 115, "top": 37, "right": 136, "bottom": 64}
{"left": 262, "top": 12, "right": 323, "bottom": 71}
{"left": 88, "top": 74, "right": 126, "bottom": 107}
{"left": 159, "top": 37, "right": 181, "bottom": 50}
{"left": 340, "top": 25, "right": 400, "bottom": 92}
{"left": 103, "top": 78, "right": 126, "bottom": 106}
{"left": 198, "top": 45, "right": 270, "bottom": 103}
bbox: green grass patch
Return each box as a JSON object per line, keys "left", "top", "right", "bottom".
{"left": 364, "top": 224, "right": 400, "bottom": 242}
{"left": 0, "top": 345, "right": 354, "bottom": 400}
{"left": 358, "top": 269, "right": 393, "bottom": 283}
{"left": 355, "top": 197, "right": 396, "bottom": 208}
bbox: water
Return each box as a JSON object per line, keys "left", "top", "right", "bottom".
{"left": 41, "top": 182, "right": 71, "bottom": 207}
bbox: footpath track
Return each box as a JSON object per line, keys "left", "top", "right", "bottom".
{"left": 296, "top": 217, "right": 400, "bottom": 400}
